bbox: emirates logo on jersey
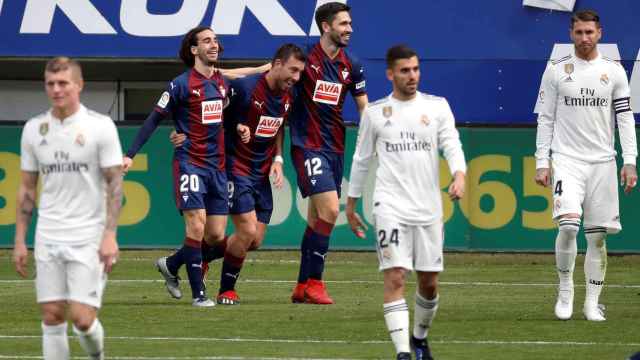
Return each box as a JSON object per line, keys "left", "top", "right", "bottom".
{"left": 312, "top": 80, "right": 342, "bottom": 105}
{"left": 255, "top": 116, "right": 283, "bottom": 138}
{"left": 201, "top": 100, "right": 223, "bottom": 124}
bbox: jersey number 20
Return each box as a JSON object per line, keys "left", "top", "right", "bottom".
{"left": 180, "top": 174, "right": 200, "bottom": 193}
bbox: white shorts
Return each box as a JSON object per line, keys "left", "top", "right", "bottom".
{"left": 551, "top": 154, "right": 620, "bottom": 233}
{"left": 34, "top": 241, "right": 107, "bottom": 308}
{"left": 374, "top": 215, "right": 443, "bottom": 272}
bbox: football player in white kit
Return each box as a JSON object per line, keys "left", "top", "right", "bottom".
{"left": 534, "top": 10, "right": 637, "bottom": 322}
{"left": 346, "top": 45, "right": 466, "bottom": 360}
{"left": 13, "top": 57, "right": 123, "bottom": 359}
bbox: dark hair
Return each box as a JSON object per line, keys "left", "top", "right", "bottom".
{"left": 45, "top": 56, "right": 83, "bottom": 81}
{"left": 315, "top": 2, "right": 351, "bottom": 34}
{"left": 386, "top": 45, "right": 418, "bottom": 69}
{"left": 179, "top": 26, "right": 224, "bottom": 67}
{"left": 271, "top": 43, "right": 306, "bottom": 65}
{"left": 571, "top": 9, "right": 601, "bottom": 28}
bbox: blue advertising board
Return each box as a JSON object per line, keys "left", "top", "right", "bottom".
{"left": 1, "top": 0, "right": 639, "bottom": 123}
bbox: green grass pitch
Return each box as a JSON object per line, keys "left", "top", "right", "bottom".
{"left": 1, "top": 250, "right": 639, "bottom": 359}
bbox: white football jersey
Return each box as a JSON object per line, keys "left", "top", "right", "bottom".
{"left": 20, "top": 105, "right": 123, "bottom": 245}
{"left": 349, "top": 92, "right": 466, "bottom": 225}
{"left": 534, "top": 52, "right": 637, "bottom": 168}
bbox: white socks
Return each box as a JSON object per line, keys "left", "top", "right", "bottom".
{"left": 73, "top": 318, "right": 104, "bottom": 360}
{"left": 42, "top": 322, "right": 69, "bottom": 360}
{"left": 584, "top": 227, "right": 607, "bottom": 308}
{"left": 556, "top": 218, "right": 579, "bottom": 288}
{"left": 383, "top": 299, "right": 410, "bottom": 354}
{"left": 414, "top": 293, "right": 439, "bottom": 339}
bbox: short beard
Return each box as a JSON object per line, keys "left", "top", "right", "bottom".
{"left": 197, "top": 53, "right": 217, "bottom": 67}
{"left": 330, "top": 32, "right": 348, "bottom": 48}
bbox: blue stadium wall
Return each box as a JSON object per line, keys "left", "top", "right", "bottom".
{"left": 1, "top": 1, "right": 639, "bottom": 251}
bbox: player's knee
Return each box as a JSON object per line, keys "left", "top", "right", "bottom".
{"left": 384, "top": 269, "right": 406, "bottom": 293}
{"left": 41, "top": 311, "right": 65, "bottom": 325}
{"left": 317, "top": 205, "right": 339, "bottom": 224}
{"left": 70, "top": 312, "right": 96, "bottom": 332}
{"left": 558, "top": 217, "right": 580, "bottom": 238}
{"left": 41, "top": 303, "right": 65, "bottom": 325}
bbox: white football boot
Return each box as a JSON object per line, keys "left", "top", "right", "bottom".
{"left": 583, "top": 303, "right": 606, "bottom": 322}
{"left": 554, "top": 284, "right": 574, "bottom": 320}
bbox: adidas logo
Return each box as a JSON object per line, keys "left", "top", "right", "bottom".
{"left": 89, "top": 291, "right": 98, "bottom": 298}
{"left": 384, "top": 120, "right": 392, "bottom": 127}
{"left": 564, "top": 76, "right": 573, "bottom": 82}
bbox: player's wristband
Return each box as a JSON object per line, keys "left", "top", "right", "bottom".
{"left": 274, "top": 155, "right": 284, "bottom": 164}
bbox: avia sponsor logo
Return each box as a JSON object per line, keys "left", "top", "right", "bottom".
{"left": 201, "top": 100, "right": 223, "bottom": 124}
{"left": 255, "top": 116, "right": 283, "bottom": 138}
{"left": 312, "top": 80, "right": 342, "bottom": 106}
{"left": 13, "top": 0, "right": 347, "bottom": 37}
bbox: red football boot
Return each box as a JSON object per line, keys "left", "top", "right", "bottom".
{"left": 217, "top": 290, "right": 240, "bottom": 305}
{"left": 304, "top": 279, "right": 334, "bottom": 305}
{"left": 290, "top": 281, "right": 307, "bottom": 303}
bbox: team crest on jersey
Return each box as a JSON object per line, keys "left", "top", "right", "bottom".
{"left": 420, "top": 115, "right": 430, "bottom": 126}
{"left": 219, "top": 85, "right": 226, "bottom": 98}
{"left": 201, "top": 100, "right": 223, "bottom": 124}
{"left": 600, "top": 74, "right": 609, "bottom": 86}
{"left": 554, "top": 199, "right": 562, "bottom": 211}
{"left": 157, "top": 91, "right": 170, "bottom": 109}
{"left": 75, "top": 133, "right": 85, "bottom": 146}
{"left": 39, "top": 122, "right": 49, "bottom": 136}
{"left": 255, "top": 116, "right": 283, "bottom": 138}
{"left": 383, "top": 106, "right": 392, "bottom": 118}
{"left": 284, "top": 102, "right": 290, "bottom": 112}
{"left": 341, "top": 69, "right": 349, "bottom": 81}
{"left": 564, "top": 63, "right": 574, "bottom": 82}
{"left": 313, "top": 80, "right": 342, "bottom": 105}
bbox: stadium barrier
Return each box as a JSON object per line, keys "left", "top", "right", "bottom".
{"left": 1, "top": 125, "right": 638, "bottom": 252}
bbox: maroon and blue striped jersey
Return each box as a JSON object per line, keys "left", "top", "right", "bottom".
{"left": 225, "top": 73, "right": 292, "bottom": 181}
{"left": 156, "top": 69, "right": 229, "bottom": 170}
{"left": 289, "top": 43, "right": 367, "bottom": 154}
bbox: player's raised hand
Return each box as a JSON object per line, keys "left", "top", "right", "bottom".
{"left": 270, "top": 161, "right": 284, "bottom": 188}
{"left": 13, "top": 242, "right": 29, "bottom": 278}
{"left": 169, "top": 130, "right": 187, "bottom": 148}
{"left": 99, "top": 230, "right": 119, "bottom": 274}
{"left": 535, "top": 168, "right": 551, "bottom": 187}
{"left": 620, "top": 164, "right": 637, "bottom": 194}
{"left": 237, "top": 124, "right": 251, "bottom": 143}
{"left": 346, "top": 198, "right": 368, "bottom": 239}
{"left": 448, "top": 171, "right": 465, "bottom": 201}
{"left": 122, "top": 156, "right": 133, "bottom": 174}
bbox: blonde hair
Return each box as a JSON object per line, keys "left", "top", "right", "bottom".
{"left": 44, "top": 57, "right": 83, "bottom": 82}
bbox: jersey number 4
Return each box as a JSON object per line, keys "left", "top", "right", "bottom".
{"left": 378, "top": 229, "right": 399, "bottom": 248}
{"left": 554, "top": 180, "right": 563, "bottom": 196}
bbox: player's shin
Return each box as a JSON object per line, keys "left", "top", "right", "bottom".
{"left": 413, "top": 293, "right": 439, "bottom": 340}
{"left": 296, "top": 226, "right": 313, "bottom": 284}
{"left": 584, "top": 227, "right": 607, "bottom": 308}
{"left": 384, "top": 299, "right": 411, "bottom": 354}
{"left": 42, "top": 322, "right": 70, "bottom": 360}
{"left": 308, "top": 219, "right": 334, "bottom": 280}
{"left": 556, "top": 219, "right": 579, "bottom": 286}
{"left": 73, "top": 318, "right": 104, "bottom": 360}
{"left": 182, "top": 237, "right": 206, "bottom": 299}
{"left": 219, "top": 252, "right": 245, "bottom": 294}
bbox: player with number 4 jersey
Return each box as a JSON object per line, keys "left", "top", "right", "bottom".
{"left": 534, "top": 10, "right": 637, "bottom": 322}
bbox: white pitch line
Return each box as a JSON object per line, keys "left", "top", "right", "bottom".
{"left": 1, "top": 335, "right": 639, "bottom": 348}
{"left": 0, "top": 279, "right": 638, "bottom": 288}
{"left": 0, "top": 356, "right": 362, "bottom": 360}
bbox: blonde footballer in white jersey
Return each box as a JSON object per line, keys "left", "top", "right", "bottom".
{"left": 13, "top": 57, "right": 123, "bottom": 360}
{"left": 534, "top": 10, "right": 637, "bottom": 322}
{"left": 346, "top": 46, "right": 465, "bottom": 360}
